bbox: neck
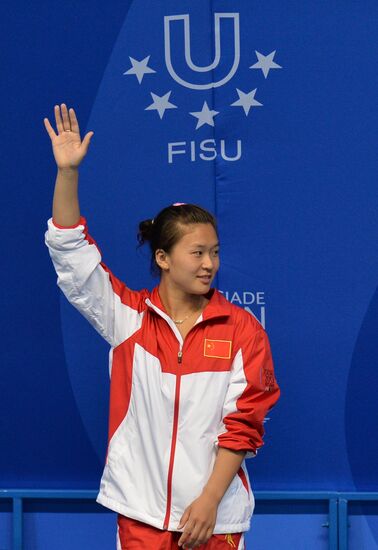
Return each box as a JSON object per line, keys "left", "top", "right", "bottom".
{"left": 158, "top": 279, "right": 208, "bottom": 319}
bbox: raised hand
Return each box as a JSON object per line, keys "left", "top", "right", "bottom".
{"left": 44, "top": 103, "right": 94, "bottom": 169}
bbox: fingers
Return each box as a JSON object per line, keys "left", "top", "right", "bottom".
{"left": 179, "top": 525, "right": 202, "bottom": 548}
{"left": 46, "top": 104, "right": 94, "bottom": 150}
{"left": 60, "top": 103, "right": 71, "bottom": 132}
{"left": 206, "top": 527, "right": 213, "bottom": 541}
{"left": 180, "top": 525, "right": 213, "bottom": 548}
{"left": 178, "top": 522, "right": 192, "bottom": 547}
{"left": 69, "top": 107, "right": 80, "bottom": 134}
{"left": 53, "top": 103, "right": 72, "bottom": 133}
{"left": 47, "top": 103, "right": 87, "bottom": 135}
{"left": 54, "top": 104, "right": 64, "bottom": 133}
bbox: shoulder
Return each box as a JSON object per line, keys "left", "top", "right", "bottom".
{"left": 228, "top": 298, "right": 270, "bottom": 354}
{"left": 229, "top": 305, "right": 271, "bottom": 361}
{"left": 116, "top": 284, "right": 151, "bottom": 313}
{"left": 217, "top": 290, "right": 264, "bottom": 333}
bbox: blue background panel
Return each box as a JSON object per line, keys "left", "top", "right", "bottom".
{"left": 0, "top": 501, "right": 12, "bottom": 550}
{"left": 348, "top": 502, "right": 378, "bottom": 550}
{"left": 249, "top": 502, "right": 329, "bottom": 550}
{"left": 1, "top": 0, "right": 377, "bottom": 548}
{"left": 23, "top": 502, "right": 116, "bottom": 550}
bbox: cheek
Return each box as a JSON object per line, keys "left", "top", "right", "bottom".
{"left": 178, "top": 259, "right": 197, "bottom": 274}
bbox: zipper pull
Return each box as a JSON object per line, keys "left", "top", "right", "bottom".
{"left": 178, "top": 350, "right": 183, "bottom": 363}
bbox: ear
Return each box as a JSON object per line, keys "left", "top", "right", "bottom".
{"left": 155, "top": 249, "right": 170, "bottom": 271}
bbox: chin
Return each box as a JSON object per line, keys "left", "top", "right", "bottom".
{"left": 194, "top": 283, "right": 212, "bottom": 294}
{"left": 188, "top": 286, "right": 208, "bottom": 295}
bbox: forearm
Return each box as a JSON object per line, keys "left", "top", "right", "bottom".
{"left": 52, "top": 167, "right": 81, "bottom": 226}
{"left": 201, "top": 447, "right": 246, "bottom": 504}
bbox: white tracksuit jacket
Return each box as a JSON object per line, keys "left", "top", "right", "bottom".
{"left": 44, "top": 215, "right": 280, "bottom": 534}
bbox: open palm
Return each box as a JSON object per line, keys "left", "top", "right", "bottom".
{"left": 44, "top": 103, "right": 94, "bottom": 169}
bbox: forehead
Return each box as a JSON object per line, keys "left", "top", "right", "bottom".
{"left": 177, "top": 223, "right": 218, "bottom": 246}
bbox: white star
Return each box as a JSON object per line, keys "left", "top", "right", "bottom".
{"left": 123, "top": 55, "right": 156, "bottom": 84}
{"left": 250, "top": 50, "right": 282, "bottom": 79}
{"left": 231, "top": 88, "right": 263, "bottom": 116}
{"left": 189, "top": 101, "right": 219, "bottom": 130}
{"left": 145, "top": 91, "right": 177, "bottom": 119}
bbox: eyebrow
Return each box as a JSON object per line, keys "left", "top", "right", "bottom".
{"left": 191, "top": 242, "right": 220, "bottom": 248}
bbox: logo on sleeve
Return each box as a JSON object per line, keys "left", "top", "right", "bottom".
{"left": 204, "top": 339, "right": 232, "bottom": 359}
{"left": 263, "top": 367, "right": 276, "bottom": 391}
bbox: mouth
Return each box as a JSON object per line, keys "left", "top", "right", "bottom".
{"left": 197, "top": 275, "right": 212, "bottom": 282}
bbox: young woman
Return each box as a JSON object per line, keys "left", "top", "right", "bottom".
{"left": 44, "top": 104, "right": 280, "bottom": 550}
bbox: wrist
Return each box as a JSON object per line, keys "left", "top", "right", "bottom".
{"left": 57, "top": 166, "right": 79, "bottom": 174}
{"left": 201, "top": 486, "right": 222, "bottom": 505}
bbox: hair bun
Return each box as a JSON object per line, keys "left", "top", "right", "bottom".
{"left": 137, "top": 218, "right": 154, "bottom": 246}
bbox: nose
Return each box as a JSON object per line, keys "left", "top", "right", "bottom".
{"left": 202, "top": 253, "right": 216, "bottom": 271}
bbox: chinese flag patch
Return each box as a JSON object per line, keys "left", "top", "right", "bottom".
{"left": 204, "top": 339, "right": 232, "bottom": 359}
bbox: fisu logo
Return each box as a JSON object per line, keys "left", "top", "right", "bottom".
{"left": 123, "top": 12, "right": 282, "bottom": 163}
{"left": 164, "top": 13, "right": 240, "bottom": 90}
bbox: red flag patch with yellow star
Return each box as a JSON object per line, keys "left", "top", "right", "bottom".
{"left": 204, "top": 338, "right": 232, "bottom": 359}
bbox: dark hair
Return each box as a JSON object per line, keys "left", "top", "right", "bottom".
{"left": 136, "top": 203, "right": 218, "bottom": 277}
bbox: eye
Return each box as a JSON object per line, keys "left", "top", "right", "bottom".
{"left": 193, "top": 251, "right": 202, "bottom": 256}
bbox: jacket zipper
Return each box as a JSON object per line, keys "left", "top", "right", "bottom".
{"left": 163, "top": 311, "right": 225, "bottom": 529}
{"left": 163, "top": 346, "right": 183, "bottom": 529}
{"left": 145, "top": 299, "right": 228, "bottom": 530}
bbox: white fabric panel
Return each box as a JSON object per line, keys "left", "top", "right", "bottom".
{"left": 215, "top": 348, "right": 257, "bottom": 459}
{"left": 45, "top": 218, "right": 145, "bottom": 348}
{"left": 97, "top": 343, "right": 175, "bottom": 523}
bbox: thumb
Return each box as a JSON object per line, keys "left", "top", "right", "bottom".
{"left": 81, "top": 131, "right": 94, "bottom": 153}
{"left": 177, "top": 508, "right": 190, "bottom": 529}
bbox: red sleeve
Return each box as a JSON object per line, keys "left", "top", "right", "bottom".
{"left": 51, "top": 216, "right": 85, "bottom": 229}
{"left": 216, "top": 322, "right": 280, "bottom": 459}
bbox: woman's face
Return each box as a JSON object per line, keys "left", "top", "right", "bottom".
{"left": 158, "top": 223, "right": 220, "bottom": 295}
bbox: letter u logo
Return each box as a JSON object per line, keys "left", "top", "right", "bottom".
{"left": 164, "top": 13, "right": 240, "bottom": 90}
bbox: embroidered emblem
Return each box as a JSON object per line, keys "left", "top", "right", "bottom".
{"left": 263, "top": 367, "right": 276, "bottom": 391}
{"left": 204, "top": 338, "right": 232, "bottom": 359}
{"left": 225, "top": 533, "right": 236, "bottom": 547}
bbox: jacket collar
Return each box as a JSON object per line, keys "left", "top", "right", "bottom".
{"left": 145, "top": 284, "right": 232, "bottom": 322}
